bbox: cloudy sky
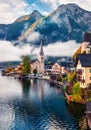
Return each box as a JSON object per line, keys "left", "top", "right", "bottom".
{"left": 0, "top": 0, "right": 91, "bottom": 24}
{"left": 0, "top": 0, "right": 90, "bottom": 61}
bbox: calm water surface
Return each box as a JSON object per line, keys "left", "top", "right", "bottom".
{"left": 0, "top": 73, "right": 87, "bottom": 130}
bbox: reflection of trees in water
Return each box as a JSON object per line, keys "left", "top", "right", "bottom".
{"left": 66, "top": 103, "right": 88, "bottom": 130}
{"left": 13, "top": 79, "right": 47, "bottom": 129}
{"left": 21, "top": 79, "right": 31, "bottom": 97}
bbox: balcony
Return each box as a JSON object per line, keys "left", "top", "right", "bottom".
{"left": 82, "top": 79, "right": 85, "bottom": 83}
{"left": 76, "top": 70, "right": 82, "bottom": 75}
{"left": 76, "top": 77, "right": 85, "bottom": 83}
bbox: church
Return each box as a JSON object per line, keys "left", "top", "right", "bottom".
{"left": 31, "top": 42, "right": 45, "bottom": 74}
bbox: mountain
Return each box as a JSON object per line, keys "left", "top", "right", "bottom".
{"left": 0, "top": 10, "right": 43, "bottom": 41}
{"left": 34, "top": 4, "right": 91, "bottom": 45}
{"left": 0, "top": 4, "right": 91, "bottom": 45}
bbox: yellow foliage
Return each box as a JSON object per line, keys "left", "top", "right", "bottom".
{"left": 73, "top": 46, "right": 81, "bottom": 58}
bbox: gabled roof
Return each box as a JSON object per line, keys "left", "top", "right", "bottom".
{"left": 31, "top": 59, "right": 39, "bottom": 64}
{"left": 77, "top": 54, "right": 91, "bottom": 67}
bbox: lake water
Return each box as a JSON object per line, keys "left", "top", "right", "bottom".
{"left": 0, "top": 73, "right": 88, "bottom": 130}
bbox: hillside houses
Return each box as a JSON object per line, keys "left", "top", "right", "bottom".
{"left": 74, "top": 32, "right": 91, "bottom": 88}
{"left": 75, "top": 54, "right": 91, "bottom": 88}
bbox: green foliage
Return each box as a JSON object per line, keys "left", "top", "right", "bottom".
{"left": 87, "top": 98, "right": 91, "bottom": 102}
{"left": 64, "top": 85, "right": 68, "bottom": 92}
{"left": 62, "top": 74, "right": 68, "bottom": 82}
{"left": 22, "top": 56, "right": 31, "bottom": 74}
{"left": 68, "top": 71, "right": 76, "bottom": 83}
{"left": 73, "top": 82, "right": 82, "bottom": 96}
{"left": 33, "top": 69, "right": 37, "bottom": 75}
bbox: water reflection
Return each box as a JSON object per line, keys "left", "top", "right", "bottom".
{"left": 21, "top": 79, "right": 31, "bottom": 97}
{"left": 67, "top": 103, "right": 88, "bottom": 130}
{"left": 0, "top": 75, "right": 88, "bottom": 130}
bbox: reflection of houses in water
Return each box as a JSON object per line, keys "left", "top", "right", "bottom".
{"left": 67, "top": 103, "right": 87, "bottom": 130}
{"left": 86, "top": 102, "right": 91, "bottom": 129}
{"left": 29, "top": 79, "right": 44, "bottom": 102}
{"left": 37, "top": 80, "right": 44, "bottom": 101}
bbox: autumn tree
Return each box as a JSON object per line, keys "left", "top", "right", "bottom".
{"left": 68, "top": 71, "right": 76, "bottom": 83}
{"left": 72, "top": 82, "right": 82, "bottom": 100}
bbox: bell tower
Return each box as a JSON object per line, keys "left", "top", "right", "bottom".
{"left": 39, "top": 41, "right": 44, "bottom": 74}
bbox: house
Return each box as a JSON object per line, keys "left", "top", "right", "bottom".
{"left": 52, "top": 63, "right": 61, "bottom": 73}
{"left": 76, "top": 54, "right": 91, "bottom": 88}
{"left": 15, "top": 63, "right": 22, "bottom": 73}
{"left": 73, "top": 32, "right": 91, "bottom": 60}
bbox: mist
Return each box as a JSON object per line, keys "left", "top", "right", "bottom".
{"left": 0, "top": 40, "right": 80, "bottom": 62}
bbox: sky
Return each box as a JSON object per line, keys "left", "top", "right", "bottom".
{"left": 0, "top": 0, "right": 91, "bottom": 61}
{"left": 0, "top": 0, "right": 91, "bottom": 24}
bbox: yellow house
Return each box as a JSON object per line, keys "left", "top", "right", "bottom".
{"left": 76, "top": 54, "right": 91, "bottom": 88}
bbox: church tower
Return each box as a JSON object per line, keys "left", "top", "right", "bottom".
{"left": 39, "top": 41, "right": 44, "bottom": 74}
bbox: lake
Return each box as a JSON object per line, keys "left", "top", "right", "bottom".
{"left": 0, "top": 73, "right": 88, "bottom": 130}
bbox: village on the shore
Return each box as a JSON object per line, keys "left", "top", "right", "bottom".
{"left": 1, "top": 31, "right": 91, "bottom": 129}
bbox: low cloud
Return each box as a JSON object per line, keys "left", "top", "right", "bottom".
{"left": 0, "top": 40, "right": 33, "bottom": 62}
{"left": 26, "top": 32, "right": 40, "bottom": 42}
{"left": 43, "top": 41, "right": 80, "bottom": 56}
{"left": 33, "top": 40, "right": 80, "bottom": 57}
{"left": 0, "top": 40, "right": 80, "bottom": 62}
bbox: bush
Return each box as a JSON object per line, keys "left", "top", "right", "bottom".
{"left": 64, "top": 85, "right": 68, "bottom": 92}
{"left": 62, "top": 74, "right": 68, "bottom": 82}
{"left": 72, "top": 82, "right": 82, "bottom": 96}
{"left": 33, "top": 69, "right": 37, "bottom": 75}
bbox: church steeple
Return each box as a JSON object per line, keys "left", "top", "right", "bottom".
{"left": 40, "top": 41, "right": 44, "bottom": 56}
{"left": 39, "top": 41, "right": 44, "bottom": 74}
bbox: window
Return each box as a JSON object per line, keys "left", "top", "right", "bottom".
{"left": 89, "top": 69, "right": 91, "bottom": 73}
{"left": 82, "top": 69, "right": 84, "bottom": 73}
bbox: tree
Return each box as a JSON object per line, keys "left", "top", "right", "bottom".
{"left": 22, "top": 56, "right": 31, "bottom": 74}
{"left": 33, "top": 68, "right": 37, "bottom": 76}
{"left": 62, "top": 74, "right": 68, "bottom": 82}
{"left": 73, "top": 82, "right": 82, "bottom": 96}
{"left": 68, "top": 71, "right": 76, "bottom": 83}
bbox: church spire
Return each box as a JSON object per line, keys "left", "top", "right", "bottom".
{"left": 40, "top": 41, "right": 44, "bottom": 56}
